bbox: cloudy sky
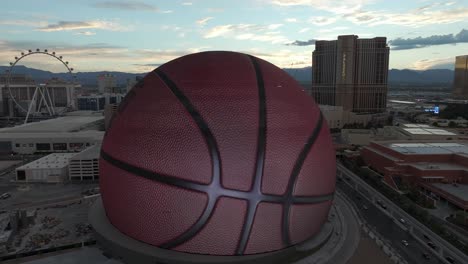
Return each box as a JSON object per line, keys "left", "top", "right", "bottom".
{"left": 1, "top": 0, "right": 467, "bottom": 73}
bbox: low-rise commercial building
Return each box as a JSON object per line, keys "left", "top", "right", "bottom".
{"left": 69, "top": 144, "right": 100, "bottom": 181}
{"left": 0, "top": 114, "right": 104, "bottom": 154}
{"left": 15, "top": 144, "right": 101, "bottom": 183}
{"left": 15, "top": 153, "right": 77, "bottom": 182}
{"left": 0, "top": 131, "right": 103, "bottom": 154}
{"left": 361, "top": 141, "right": 468, "bottom": 211}
{"left": 341, "top": 124, "right": 458, "bottom": 146}
{"left": 76, "top": 93, "right": 123, "bottom": 111}
{"left": 104, "top": 103, "right": 118, "bottom": 130}
{"left": 320, "top": 105, "right": 388, "bottom": 129}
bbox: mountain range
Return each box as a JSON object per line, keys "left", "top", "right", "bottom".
{"left": 0, "top": 65, "right": 454, "bottom": 87}
{"left": 283, "top": 67, "right": 454, "bottom": 85}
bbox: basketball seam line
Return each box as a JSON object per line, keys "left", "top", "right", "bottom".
{"left": 100, "top": 67, "right": 334, "bottom": 255}
{"left": 100, "top": 151, "right": 333, "bottom": 203}
{"left": 235, "top": 55, "right": 267, "bottom": 255}
{"left": 153, "top": 69, "right": 221, "bottom": 249}
{"left": 282, "top": 111, "right": 325, "bottom": 246}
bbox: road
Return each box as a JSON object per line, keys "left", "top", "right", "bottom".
{"left": 337, "top": 163, "right": 468, "bottom": 264}
{"left": 337, "top": 178, "right": 442, "bottom": 264}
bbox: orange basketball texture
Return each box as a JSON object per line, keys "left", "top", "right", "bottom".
{"left": 100, "top": 51, "right": 336, "bottom": 256}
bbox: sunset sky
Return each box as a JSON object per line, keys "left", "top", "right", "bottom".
{"left": 1, "top": 0, "right": 467, "bottom": 73}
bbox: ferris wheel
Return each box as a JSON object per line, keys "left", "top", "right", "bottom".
{"left": 4, "top": 49, "right": 78, "bottom": 124}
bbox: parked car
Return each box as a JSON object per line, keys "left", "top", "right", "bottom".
{"left": 363, "top": 205, "right": 369, "bottom": 210}
{"left": 422, "top": 253, "right": 430, "bottom": 260}
{"left": 445, "top": 256, "right": 455, "bottom": 263}
{"left": 399, "top": 218, "right": 406, "bottom": 224}
{"left": 401, "top": 240, "right": 409, "bottom": 246}
{"left": 427, "top": 242, "right": 436, "bottom": 249}
{"left": 0, "top": 193, "right": 11, "bottom": 200}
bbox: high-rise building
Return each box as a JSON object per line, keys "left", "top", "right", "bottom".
{"left": 104, "top": 103, "right": 118, "bottom": 130}
{"left": 453, "top": 55, "right": 468, "bottom": 99}
{"left": 97, "top": 74, "right": 117, "bottom": 93}
{"left": 0, "top": 74, "right": 36, "bottom": 116}
{"left": 0, "top": 75, "right": 77, "bottom": 116}
{"left": 126, "top": 76, "right": 143, "bottom": 93}
{"left": 312, "top": 35, "right": 389, "bottom": 113}
{"left": 44, "top": 78, "right": 77, "bottom": 109}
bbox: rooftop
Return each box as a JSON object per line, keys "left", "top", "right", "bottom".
{"left": 432, "top": 183, "right": 468, "bottom": 202}
{"left": 387, "top": 142, "right": 468, "bottom": 155}
{"left": 402, "top": 128, "right": 456, "bottom": 136}
{"left": 0, "top": 131, "right": 104, "bottom": 140}
{"left": 401, "top": 124, "right": 431, "bottom": 128}
{"left": 71, "top": 144, "right": 101, "bottom": 160}
{"left": 16, "top": 153, "right": 77, "bottom": 170}
{"left": 0, "top": 115, "right": 103, "bottom": 133}
{"left": 409, "top": 162, "right": 468, "bottom": 171}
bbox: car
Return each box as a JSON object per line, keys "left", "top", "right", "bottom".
{"left": 445, "top": 256, "right": 455, "bottom": 263}
{"left": 427, "top": 242, "right": 436, "bottom": 249}
{"left": 363, "top": 205, "right": 369, "bottom": 210}
{"left": 399, "top": 218, "right": 406, "bottom": 224}
{"left": 422, "top": 253, "right": 430, "bottom": 260}
{"left": 401, "top": 240, "right": 409, "bottom": 246}
{"left": 423, "top": 234, "right": 430, "bottom": 240}
{"left": 0, "top": 193, "right": 11, "bottom": 200}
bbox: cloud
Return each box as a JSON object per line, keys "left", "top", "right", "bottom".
{"left": 268, "top": 0, "right": 371, "bottom": 15}
{"left": 0, "top": 19, "right": 48, "bottom": 27}
{"left": 0, "top": 39, "right": 313, "bottom": 71}
{"left": 247, "top": 49, "right": 313, "bottom": 68}
{"left": 37, "top": 20, "right": 128, "bottom": 32}
{"left": 203, "top": 24, "right": 288, "bottom": 44}
{"left": 345, "top": 7, "right": 468, "bottom": 27}
{"left": 285, "top": 18, "right": 298, "bottom": 23}
{"left": 308, "top": 16, "right": 337, "bottom": 26}
{"left": 93, "top": 1, "right": 159, "bottom": 12}
{"left": 270, "top": 1, "right": 468, "bottom": 28}
{"left": 182, "top": 2, "right": 192, "bottom": 5}
{"left": 287, "top": 39, "right": 316, "bottom": 46}
{"left": 298, "top": 28, "right": 310, "bottom": 33}
{"left": 390, "top": 29, "right": 468, "bottom": 50}
{"left": 75, "top": 31, "right": 96, "bottom": 36}
{"left": 318, "top": 26, "right": 349, "bottom": 33}
{"left": 196, "top": 17, "right": 214, "bottom": 26}
{"left": 410, "top": 57, "right": 455, "bottom": 70}
{"left": 0, "top": 39, "right": 206, "bottom": 73}
{"left": 206, "top": 8, "right": 224, "bottom": 12}
{"left": 133, "top": 63, "right": 164, "bottom": 67}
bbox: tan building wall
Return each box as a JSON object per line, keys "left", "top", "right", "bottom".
{"left": 312, "top": 35, "right": 389, "bottom": 113}
{"left": 453, "top": 55, "right": 468, "bottom": 99}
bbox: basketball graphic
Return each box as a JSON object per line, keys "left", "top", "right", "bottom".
{"left": 99, "top": 51, "right": 336, "bottom": 256}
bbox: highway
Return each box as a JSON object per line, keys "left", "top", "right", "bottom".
{"left": 338, "top": 177, "right": 442, "bottom": 264}
{"left": 337, "top": 163, "right": 468, "bottom": 264}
